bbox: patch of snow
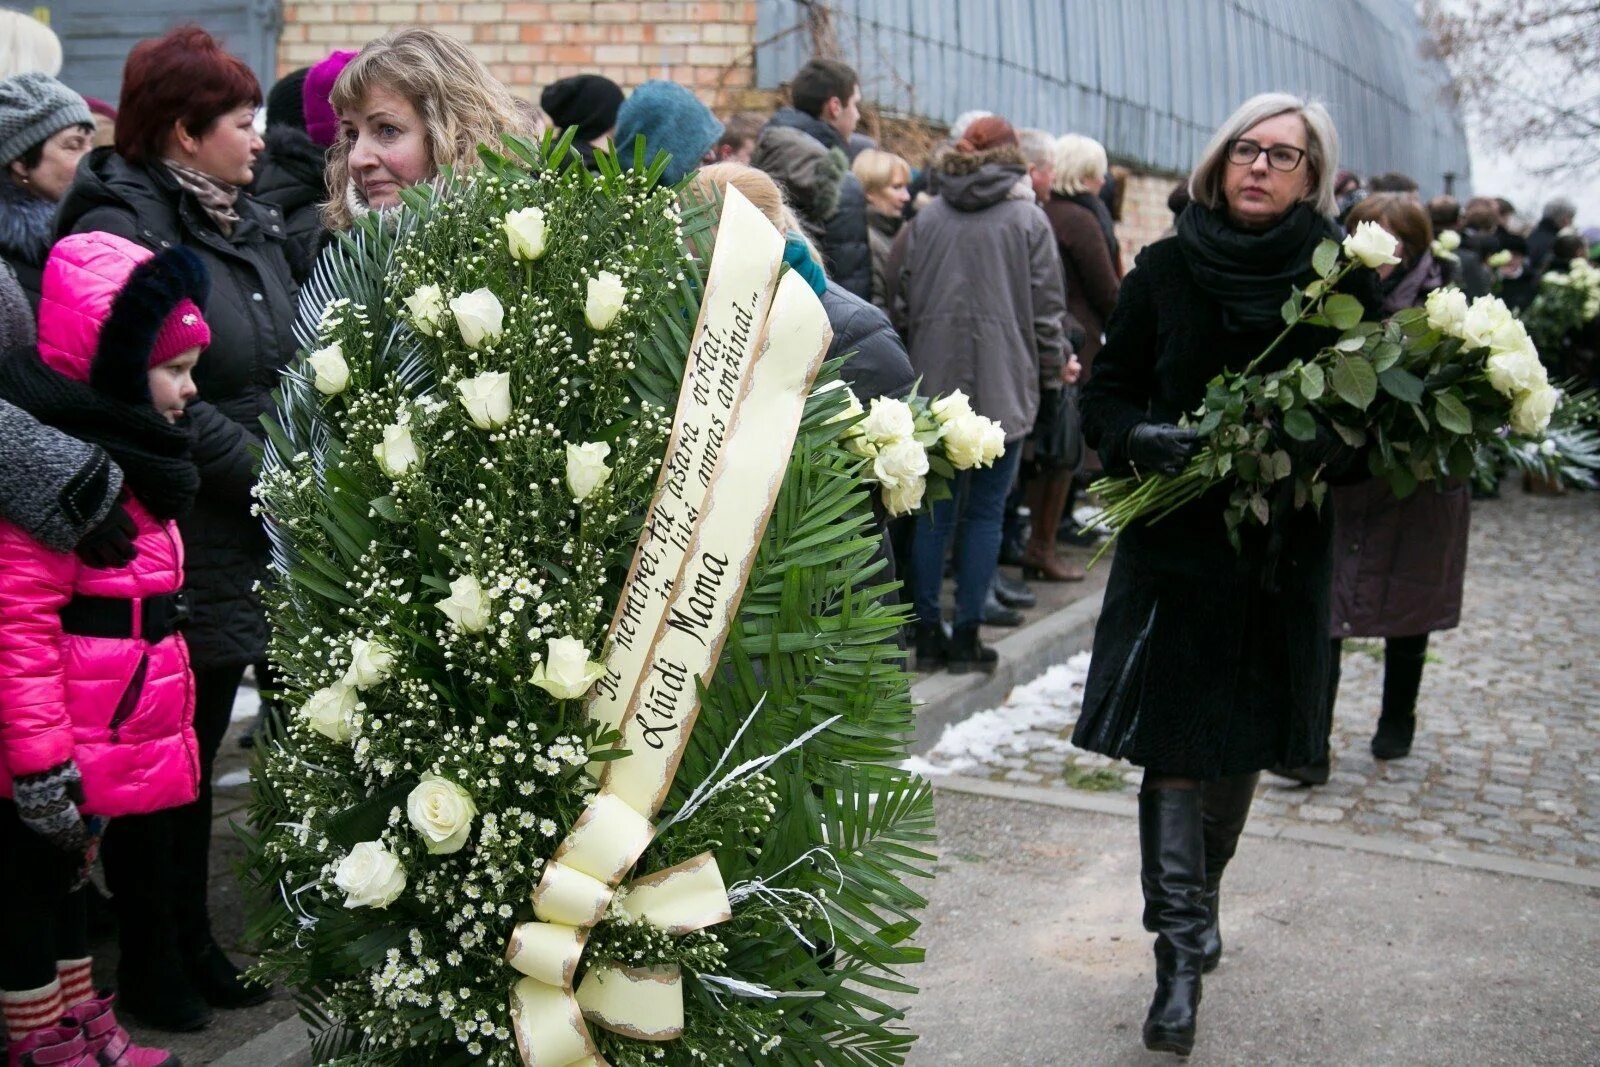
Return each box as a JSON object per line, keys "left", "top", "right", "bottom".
{"left": 231, "top": 683, "right": 261, "bottom": 723}
{"left": 906, "top": 651, "right": 1094, "bottom": 776}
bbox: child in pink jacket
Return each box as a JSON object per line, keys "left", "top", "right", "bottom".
{"left": 0, "top": 232, "right": 213, "bottom": 1067}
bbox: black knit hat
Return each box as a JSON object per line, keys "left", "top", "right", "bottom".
{"left": 266, "top": 67, "right": 310, "bottom": 132}
{"left": 540, "top": 74, "right": 624, "bottom": 142}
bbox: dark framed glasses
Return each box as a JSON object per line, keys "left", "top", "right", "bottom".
{"left": 1226, "top": 138, "right": 1306, "bottom": 172}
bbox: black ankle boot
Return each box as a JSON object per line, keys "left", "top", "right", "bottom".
{"left": 913, "top": 622, "right": 949, "bottom": 671}
{"left": 117, "top": 944, "right": 214, "bottom": 1032}
{"left": 1198, "top": 773, "right": 1258, "bottom": 973}
{"left": 992, "top": 570, "right": 1037, "bottom": 609}
{"left": 946, "top": 622, "right": 998, "bottom": 675}
{"left": 185, "top": 939, "right": 272, "bottom": 1008}
{"left": 1139, "top": 788, "right": 1208, "bottom": 1056}
{"left": 981, "top": 588, "right": 1024, "bottom": 627}
{"left": 1370, "top": 714, "right": 1415, "bottom": 760}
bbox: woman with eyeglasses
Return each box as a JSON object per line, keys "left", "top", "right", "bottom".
{"left": 1071, "top": 93, "right": 1377, "bottom": 1056}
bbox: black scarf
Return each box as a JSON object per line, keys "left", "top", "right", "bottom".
{"left": 0, "top": 351, "right": 198, "bottom": 520}
{"left": 1176, "top": 201, "right": 1335, "bottom": 331}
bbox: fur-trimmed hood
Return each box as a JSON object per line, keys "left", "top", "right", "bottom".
{"left": 0, "top": 176, "right": 54, "bottom": 274}
{"left": 753, "top": 123, "right": 847, "bottom": 222}
{"left": 36, "top": 231, "right": 209, "bottom": 396}
{"left": 933, "top": 145, "right": 1030, "bottom": 213}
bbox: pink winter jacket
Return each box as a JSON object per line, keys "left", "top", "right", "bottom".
{"left": 0, "top": 233, "right": 200, "bottom": 817}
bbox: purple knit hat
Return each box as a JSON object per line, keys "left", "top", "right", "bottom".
{"left": 302, "top": 49, "right": 357, "bottom": 148}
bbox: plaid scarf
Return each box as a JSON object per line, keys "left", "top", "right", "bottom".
{"left": 163, "top": 159, "right": 241, "bottom": 236}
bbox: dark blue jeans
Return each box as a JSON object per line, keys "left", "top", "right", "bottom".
{"left": 911, "top": 444, "right": 1024, "bottom": 629}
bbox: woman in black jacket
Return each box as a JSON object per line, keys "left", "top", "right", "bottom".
{"left": 57, "top": 25, "right": 296, "bottom": 1030}
{"left": 1074, "top": 93, "right": 1374, "bottom": 1057}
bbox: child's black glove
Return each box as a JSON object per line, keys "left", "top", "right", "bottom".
{"left": 75, "top": 505, "right": 137, "bottom": 569}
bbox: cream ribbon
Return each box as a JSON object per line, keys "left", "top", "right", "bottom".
{"left": 505, "top": 193, "right": 833, "bottom": 1066}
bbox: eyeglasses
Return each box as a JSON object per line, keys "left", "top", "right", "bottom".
{"left": 1226, "top": 138, "right": 1307, "bottom": 172}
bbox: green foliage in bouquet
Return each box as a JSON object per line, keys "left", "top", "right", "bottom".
{"left": 243, "top": 133, "right": 934, "bottom": 1066}
{"left": 1474, "top": 383, "right": 1600, "bottom": 491}
{"left": 1091, "top": 223, "right": 1565, "bottom": 558}
{"left": 1520, "top": 257, "right": 1600, "bottom": 369}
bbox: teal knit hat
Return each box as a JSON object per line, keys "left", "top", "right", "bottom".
{"left": 614, "top": 80, "right": 723, "bottom": 187}
{"left": 0, "top": 72, "right": 91, "bottom": 167}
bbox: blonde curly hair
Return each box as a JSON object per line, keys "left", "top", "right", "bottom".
{"left": 322, "top": 27, "right": 528, "bottom": 229}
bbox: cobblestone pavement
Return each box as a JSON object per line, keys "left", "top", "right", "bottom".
{"left": 911, "top": 491, "right": 1600, "bottom": 870}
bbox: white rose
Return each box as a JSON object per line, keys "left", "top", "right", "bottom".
{"left": 566, "top": 441, "right": 613, "bottom": 502}
{"left": 406, "top": 773, "right": 477, "bottom": 855}
{"left": 859, "top": 397, "right": 916, "bottom": 444}
{"left": 872, "top": 438, "right": 930, "bottom": 489}
{"left": 504, "top": 206, "right": 548, "bottom": 262}
{"left": 1433, "top": 229, "right": 1461, "bottom": 253}
{"left": 450, "top": 288, "right": 505, "bottom": 350}
{"left": 403, "top": 284, "right": 446, "bottom": 336}
{"left": 1424, "top": 287, "right": 1469, "bottom": 339}
{"left": 1486, "top": 249, "right": 1512, "bottom": 268}
{"left": 307, "top": 343, "right": 350, "bottom": 395}
{"left": 585, "top": 270, "right": 627, "bottom": 331}
{"left": 437, "top": 574, "right": 492, "bottom": 633}
{"left": 845, "top": 433, "right": 878, "bottom": 459}
{"left": 1460, "top": 295, "right": 1520, "bottom": 353}
{"left": 929, "top": 389, "right": 974, "bottom": 425}
{"left": 1485, "top": 346, "right": 1546, "bottom": 399}
{"left": 343, "top": 636, "right": 396, "bottom": 689}
{"left": 942, "top": 413, "right": 999, "bottom": 469}
{"left": 881, "top": 476, "right": 926, "bottom": 516}
{"left": 819, "top": 381, "right": 865, "bottom": 430}
{"left": 976, "top": 417, "right": 1007, "bottom": 466}
{"left": 456, "top": 371, "right": 513, "bottom": 430}
{"left": 1510, "top": 384, "right": 1558, "bottom": 436}
{"left": 298, "top": 683, "right": 358, "bottom": 741}
{"left": 373, "top": 421, "right": 421, "bottom": 479}
{"left": 1342, "top": 221, "right": 1401, "bottom": 269}
{"left": 334, "top": 841, "right": 406, "bottom": 909}
{"left": 530, "top": 636, "right": 607, "bottom": 700}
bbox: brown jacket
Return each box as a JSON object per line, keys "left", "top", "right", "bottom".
{"left": 887, "top": 146, "right": 1067, "bottom": 441}
{"left": 1042, "top": 193, "right": 1121, "bottom": 373}
{"left": 1330, "top": 478, "right": 1469, "bottom": 638}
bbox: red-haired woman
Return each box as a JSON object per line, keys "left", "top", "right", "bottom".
{"left": 57, "top": 25, "right": 293, "bottom": 1031}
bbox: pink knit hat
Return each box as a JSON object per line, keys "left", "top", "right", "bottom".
{"left": 148, "top": 300, "right": 211, "bottom": 366}
{"left": 303, "top": 49, "right": 357, "bottom": 148}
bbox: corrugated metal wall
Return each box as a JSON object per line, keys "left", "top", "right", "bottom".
{"left": 5, "top": 0, "right": 281, "bottom": 106}
{"left": 756, "top": 0, "right": 1471, "bottom": 194}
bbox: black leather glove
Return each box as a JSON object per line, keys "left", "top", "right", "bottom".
{"left": 13, "top": 761, "right": 89, "bottom": 854}
{"left": 1124, "top": 422, "right": 1200, "bottom": 476}
{"left": 74, "top": 505, "right": 137, "bottom": 569}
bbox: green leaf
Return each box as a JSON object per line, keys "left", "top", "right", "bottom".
{"left": 1332, "top": 421, "right": 1367, "bottom": 447}
{"left": 1434, "top": 392, "right": 1474, "bottom": 435}
{"left": 1378, "top": 367, "right": 1425, "bottom": 405}
{"left": 1323, "top": 294, "right": 1365, "bottom": 330}
{"left": 1312, "top": 239, "right": 1340, "bottom": 278}
{"left": 323, "top": 779, "right": 417, "bottom": 848}
{"left": 369, "top": 495, "right": 401, "bottom": 522}
{"left": 1387, "top": 465, "right": 1419, "bottom": 498}
{"left": 1371, "top": 341, "right": 1403, "bottom": 373}
{"left": 1329, "top": 353, "right": 1379, "bottom": 410}
{"left": 1281, "top": 295, "right": 1300, "bottom": 326}
{"left": 1298, "top": 362, "right": 1325, "bottom": 400}
{"left": 1281, "top": 408, "right": 1318, "bottom": 442}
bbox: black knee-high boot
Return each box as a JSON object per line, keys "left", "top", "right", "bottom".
{"left": 1197, "top": 773, "right": 1259, "bottom": 973}
{"left": 1139, "top": 787, "right": 1208, "bottom": 1056}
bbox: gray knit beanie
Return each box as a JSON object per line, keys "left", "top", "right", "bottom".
{"left": 0, "top": 72, "right": 92, "bottom": 167}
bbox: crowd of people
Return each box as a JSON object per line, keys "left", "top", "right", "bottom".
{"left": 0, "top": 15, "right": 1595, "bottom": 1066}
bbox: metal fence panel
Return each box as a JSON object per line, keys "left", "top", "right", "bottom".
{"left": 755, "top": 0, "right": 1473, "bottom": 194}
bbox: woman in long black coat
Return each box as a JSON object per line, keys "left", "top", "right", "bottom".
{"left": 56, "top": 27, "right": 296, "bottom": 1031}
{"left": 1074, "top": 93, "right": 1375, "bottom": 1057}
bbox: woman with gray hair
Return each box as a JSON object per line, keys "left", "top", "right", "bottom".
{"left": 1072, "top": 92, "right": 1375, "bottom": 1056}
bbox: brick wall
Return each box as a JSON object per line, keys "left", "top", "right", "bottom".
{"left": 1115, "top": 171, "right": 1183, "bottom": 268}
{"left": 278, "top": 1, "right": 759, "bottom": 107}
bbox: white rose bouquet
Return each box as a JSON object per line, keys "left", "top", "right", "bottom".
{"left": 829, "top": 386, "right": 1007, "bottom": 516}
{"left": 1091, "top": 230, "right": 1569, "bottom": 557}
